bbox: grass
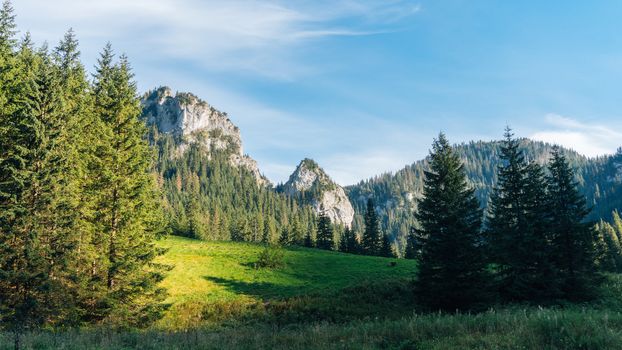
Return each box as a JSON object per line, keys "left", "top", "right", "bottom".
{"left": 5, "top": 236, "right": 622, "bottom": 349}
{"left": 6, "top": 307, "right": 622, "bottom": 349}
{"left": 154, "top": 236, "right": 416, "bottom": 329}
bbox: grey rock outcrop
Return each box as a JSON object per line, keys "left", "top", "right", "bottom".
{"left": 142, "top": 87, "right": 268, "bottom": 185}
{"left": 282, "top": 159, "right": 354, "bottom": 227}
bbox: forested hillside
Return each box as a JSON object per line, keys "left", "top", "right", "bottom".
{"left": 347, "top": 140, "right": 622, "bottom": 250}
{"left": 151, "top": 133, "right": 318, "bottom": 243}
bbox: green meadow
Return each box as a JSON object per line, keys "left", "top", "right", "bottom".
{"left": 5, "top": 236, "right": 622, "bottom": 349}
{"left": 155, "top": 236, "right": 417, "bottom": 329}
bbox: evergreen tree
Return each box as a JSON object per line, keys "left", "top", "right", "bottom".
{"left": 0, "top": 26, "right": 91, "bottom": 345}
{"left": 404, "top": 229, "right": 417, "bottom": 259}
{"left": 338, "top": 227, "right": 359, "bottom": 254}
{"left": 612, "top": 210, "right": 622, "bottom": 243}
{"left": 414, "top": 133, "right": 489, "bottom": 311}
{"left": 379, "top": 233, "right": 396, "bottom": 258}
{"left": 486, "top": 128, "right": 555, "bottom": 302}
{"left": 547, "top": 146, "right": 600, "bottom": 300}
{"left": 361, "top": 198, "right": 381, "bottom": 255}
{"left": 231, "top": 216, "right": 251, "bottom": 242}
{"left": 279, "top": 226, "right": 290, "bottom": 246}
{"left": 316, "top": 206, "right": 334, "bottom": 250}
{"left": 89, "top": 47, "right": 167, "bottom": 325}
{"left": 304, "top": 227, "right": 315, "bottom": 248}
{"left": 262, "top": 217, "right": 276, "bottom": 244}
{"left": 595, "top": 221, "right": 622, "bottom": 272}
{"left": 289, "top": 218, "right": 305, "bottom": 246}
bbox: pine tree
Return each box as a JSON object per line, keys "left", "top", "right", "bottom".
{"left": 486, "top": 128, "right": 555, "bottom": 302}
{"left": 595, "top": 221, "right": 622, "bottom": 272}
{"left": 0, "top": 28, "right": 84, "bottom": 346}
{"left": 89, "top": 47, "right": 167, "bottom": 325}
{"left": 404, "top": 229, "right": 417, "bottom": 259}
{"left": 612, "top": 210, "right": 622, "bottom": 243}
{"left": 289, "top": 217, "right": 305, "bottom": 246}
{"left": 304, "top": 227, "right": 315, "bottom": 248}
{"left": 361, "top": 198, "right": 381, "bottom": 255}
{"left": 262, "top": 217, "right": 275, "bottom": 244}
{"left": 53, "top": 29, "right": 99, "bottom": 324}
{"left": 338, "top": 227, "right": 359, "bottom": 254}
{"left": 547, "top": 146, "right": 600, "bottom": 300}
{"left": 279, "top": 226, "right": 290, "bottom": 246}
{"left": 414, "top": 133, "right": 489, "bottom": 311}
{"left": 379, "top": 233, "right": 396, "bottom": 258}
{"left": 316, "top": 206, "right": 334, "bottom": 250}
{"left": 231, "top": 216, "right": 251, "bottom": 242}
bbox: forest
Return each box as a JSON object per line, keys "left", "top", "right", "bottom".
{"left": 1, "top": 1, "right": 622, "bottom": 349}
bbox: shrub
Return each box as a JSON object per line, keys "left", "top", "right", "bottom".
{"left": 256, "top": 245, "right": 285, "bottom": 269}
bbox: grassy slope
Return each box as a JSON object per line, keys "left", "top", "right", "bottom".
{"left": 5, "top": 236, "right": 622, "bottom": 349}
{"left": 155, "top": 236, "right": 417, "bottom": 328}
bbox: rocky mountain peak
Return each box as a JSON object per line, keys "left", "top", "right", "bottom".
{"left": 141, "top": 86, "right": 268, "bottom": 185}
{"left": 282, "top": 158, "right": 354, "bottom": 227}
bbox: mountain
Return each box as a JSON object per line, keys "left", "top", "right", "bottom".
{"left": 347, "top": 140, "right": 622, "bottom": 251}
{"left": 142, "top": 87, "right": 316, "bottom": 241}
{"left": 142, "top": 86, "right": 268, "bottom": 185}
{"left": 279, "top": 158, "right": 355, "bottom": 227}
{"left": 141, "top": 87, "right": 621, "bottom": 250}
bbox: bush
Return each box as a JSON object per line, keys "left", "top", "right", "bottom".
{"left": 256, "top": 245, "right": 285, "bottom": 269}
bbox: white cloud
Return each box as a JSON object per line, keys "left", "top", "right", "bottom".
{"left": 530, "top": 114, "right": 622, "bottom": 157}
{"left": 14, "top": 0, "right": 421, "bottom": 79}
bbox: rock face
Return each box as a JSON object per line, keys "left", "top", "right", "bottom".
{"left": 282, "top": 159, "right": 354, "bottom": 227}
{"left": 142, "top": 87, "right": 268, "bottom": 185}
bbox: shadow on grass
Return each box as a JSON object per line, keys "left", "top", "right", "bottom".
{"left": 203, "top": 276, "right": 305, "bottom": 300}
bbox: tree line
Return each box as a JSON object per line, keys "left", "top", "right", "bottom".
{"left": 347, "top": 136, "right": 622, "bottom": 252}
{"left": 0, "top": 2, "right": 165, "bottom": 347}
{"left": 412, "top": 129, "right": 608, "bottom": 311}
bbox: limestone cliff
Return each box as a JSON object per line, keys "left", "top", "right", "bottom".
{"left": 141, "top": 87, "right": 268, "bottom": 185}
{"left": 281, "top": 159, "right": 354, "bottom": 227}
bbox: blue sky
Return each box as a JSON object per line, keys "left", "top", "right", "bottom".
{"left": 14, "top": 0, "right": 622, "bottom": 185}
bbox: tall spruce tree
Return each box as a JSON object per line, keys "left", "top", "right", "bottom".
{"left": 414, "top": 133, "right": 489, "bottom": 311}
{"left": 379, "top": 233, "right": 396, "bottom": 258}
{"left": 90, "top": 47, "right": 167, "bottom": 325}
{"left": 316, "top": 205, "right": 334, "bottom": 250}
{"left": 304, "top": 227, "right": 315, "bottom": 248}
{"left": 404, "top": 229, "right": 417, "bottom": 259}
{"left": 595, "top": 221, "right": 622, "bottom": 272}
{"left": 0, "top": 27, "right": 84, "bottom": 346}
{"left": 361, "top": 198, "right": 381, "bottom": 255}
{"left": 486, "top": 128, "right": 555, "bottom": 302}
{"left": 338, "top": 227, "right": 359, "bottom": 254}
{"left": 547, "top": 146, "right": 600, "bottom": 300}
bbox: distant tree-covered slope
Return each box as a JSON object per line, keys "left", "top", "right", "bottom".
{"left": 347, "top": 139, "right": 622, "bottom": 251}
{"left": 150, "top": 132, "right": 317, "bottom": 243}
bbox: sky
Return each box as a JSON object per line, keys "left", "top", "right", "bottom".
{"left": 13, "top": 0, "right": 622, "bottom": 185}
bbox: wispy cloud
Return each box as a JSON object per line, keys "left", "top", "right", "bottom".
{"left": 14, "top": 0, "right": 421, "bottom": 79}
{"left": 530, "top": 114, "right": 622, "bottom": 157}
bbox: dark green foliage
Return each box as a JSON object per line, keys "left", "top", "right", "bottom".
{"left": 304, "top": 228, "right": 315, "bottom": 248}
{"left": 255, "top": 245, "right": 285, "bottom": 269}
{"left": 486, "top": 129, "right": 556, "bottom": 302}
{"left": 278, "top": 226, "right": 290, "bottom": 246}
{"left": 404, "top": 230, "right": 417, "bottom": 259}
{"left": 547, "top": 146, "right": 601, "bottom": 301}
{"left": 316, "top": 207, "right": 334, "bottom": 250}
{"left": 79, "top": 47, "right": 168, "bottom": 326}
{"left": 595, "top": 220, "right": 622, "bottom": 272}
{"left": 348, "top": 139, "right": 621, "bottom": 252}
{"left": 0, "top": 8, "right": 168, "bottom": 339}
{"left": 379, "top": 233, "right": 396, "bottom": 258}
{"left": 148, "top": 129, "right": 317, "bottom": 245}
{"left": 361, "top": 198, "right": 381, "bottom": 255}
{"left": 338, "top": 227, "right": 360, "bottom": 254}
{"left": 414, "top": 133, "right": 489, "bottom": 311}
